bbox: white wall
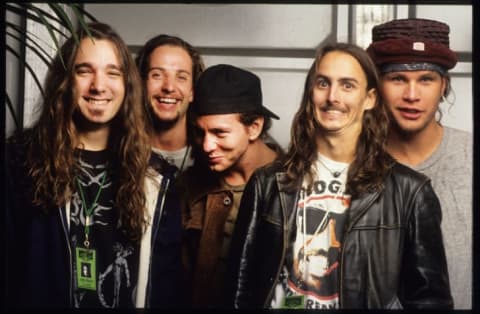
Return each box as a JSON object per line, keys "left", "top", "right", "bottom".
{"left": 85, "top": 3, "right": 472, "bottom": 150}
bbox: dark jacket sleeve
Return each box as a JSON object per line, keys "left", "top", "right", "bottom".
{"left": 400, "top": 180, "right": 453, "bottom": 309}
{"left": 223, "top": 171, "right": 263, "bottom": 308}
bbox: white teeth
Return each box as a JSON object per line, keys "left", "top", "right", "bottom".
{"left": 324, "top": 108, "right": 343, "bottom": 113}
{"left": 159, "top": 98, "right": 177, "bottom": 104}
{"left": 88, "top": 99, "right": 108, "bottom": 105}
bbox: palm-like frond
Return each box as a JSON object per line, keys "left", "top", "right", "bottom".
{"left": 5, "top": 3, "right": 97, "bottom": 131}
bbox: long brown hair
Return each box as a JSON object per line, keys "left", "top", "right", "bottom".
{"left": 282, "top": 43, "right": 394, "bottom": 197}
{"left": 26, "top": 22, "right": 150, "bottom": 241}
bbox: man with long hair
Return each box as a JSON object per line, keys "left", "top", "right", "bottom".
{"left": 5, "top": 22, "right": 182, "bottom": 308}
{"left": 224, "top": 43, "right": 452, "bottom": 309}
{"left": 135, "top": 34, "right": 204, "bottom": 176}
{"left": 367, "top": 18, "right": 472, "bottom": 309}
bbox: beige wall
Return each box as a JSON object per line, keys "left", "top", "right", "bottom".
{"left": 86, "top": 4, "right": 472, "bottom": 149}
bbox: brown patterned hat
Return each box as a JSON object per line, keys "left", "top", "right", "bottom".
{"left": 366, "top": 18, "right": 457, "bottom": 71}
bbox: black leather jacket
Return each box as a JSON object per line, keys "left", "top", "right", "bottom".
{"left": 225, "top": 161, "right": 453, "bottom": 309}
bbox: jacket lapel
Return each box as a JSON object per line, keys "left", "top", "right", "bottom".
{"left": 345, "top": 190, "right": 381, "bottom": 231}
{"left": 276, "top": 172, "right": 300, "bottom": 231}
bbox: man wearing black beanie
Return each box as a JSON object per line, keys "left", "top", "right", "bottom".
{"left": 180, "top": 64, "right": 282, "bottom": 308}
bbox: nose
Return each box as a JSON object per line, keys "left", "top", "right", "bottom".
{"left": 327, "top": 84, "right": 339, "bottom": 103}
{"left": 403, "top": 81, "right": 420, "bottom": 102}
{"left": 202, "top": 134, "right": 217, "bottom": 153}
{"left": 161, "top": 75, "right": 174, "bottom": 92}
{"left": 90, "top": 73, "right": 106, "bottom": 93}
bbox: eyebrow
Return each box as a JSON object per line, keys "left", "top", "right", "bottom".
{"left": 74, "top": 63, "right": 123, "bottom": 71}
{"left": 339, "top": 77, "right": 359, "bottom": 85}
{"left": 315, "top": 74, "right": 360, "bottom": 84}
{"left": 148, "top": 67, "right": 191, "bottom": 75}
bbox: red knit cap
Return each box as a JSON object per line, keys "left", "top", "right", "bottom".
{"left": 366, "top": 18, "right": 457, "bottom": 70}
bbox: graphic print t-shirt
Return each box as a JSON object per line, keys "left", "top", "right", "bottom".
{"left": 70, "top": 149, "right": 139, "bottom": 308}
{"left": 271, "top": 155, "right": 351, "bottom": 309}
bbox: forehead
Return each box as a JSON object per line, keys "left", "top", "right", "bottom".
{"left": 75, "top": 38, "right": 121, "bottom": 66}
{"left": 149, "top": 45, "right": 192, "bottom": 68}
{"left": 316, "top": 51, "right": 367, "bottom": 84}
{"left": 195, "top": 113, "right": 242, "bottom": 129}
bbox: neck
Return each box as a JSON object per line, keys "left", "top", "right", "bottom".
{"left": 223, "top": 140, "right": 277, "bottom": 186}
{"left": 316, "top": 133, "right": 357, "bottom": 163}
{"left": 151, "top": 116, "right": 188, "bottom": 151}
{"left": 78, "top": 126, "right": 110, "bottom": 151}
{"left": 387, "top": 121, "right": 443, "bottom": 166}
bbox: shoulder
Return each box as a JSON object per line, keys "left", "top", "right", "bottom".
{"left": 441, "top": 126, "right": 472, "bottom": 162}
{"left": 6, "top": 130, "right": 33, "bottom": 169}
{"left": 178, "top": 163, "right": 222, "bottom": 200}
{"left": 443, "top": 126, "right": 472, "bottom": 147}
{"left": 387, "top": 162, "right": 431, "bottom": 191}
{"left": 252, "top": 159, "right": 285, "bottom": 180}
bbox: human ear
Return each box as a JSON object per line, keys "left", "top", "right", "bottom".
{"left": 247, "top": 117, "right": 264, "bottom": 141}
{"left": 363, "top": 88, "right": 377, "bottom": 110}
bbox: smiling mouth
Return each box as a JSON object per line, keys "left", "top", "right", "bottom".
{"left": 156, "top": 97, "right": 178, "bottom": 105}
{"left": 208, "top": 156, "right": 222, "bottom": 163}
{"left": 86, "top": 98, "right": 110, "bottom": 106}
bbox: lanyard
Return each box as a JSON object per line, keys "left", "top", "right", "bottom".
{"left": 75, "top": 171, "right": 107, "bottom": 248}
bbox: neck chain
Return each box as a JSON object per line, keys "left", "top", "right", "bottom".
{"left": 178, "top": 145, "right": 190, "bottom": 174}
{"left": 76, "top": 171, "right": 107, "bottom": 248}
{"left": 317, "top": 157, "right": 348, "bottom": 178}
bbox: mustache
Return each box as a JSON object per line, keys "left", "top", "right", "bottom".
{"left": 319, "top": 102, "right": 346, "bottom": 112}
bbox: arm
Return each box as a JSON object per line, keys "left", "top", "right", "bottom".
{"left": 401, "top": 181, "right": 453, "bottom": 309}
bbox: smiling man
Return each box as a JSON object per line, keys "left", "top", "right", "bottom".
{"left": 5, "top": 23, "right": 183, "bottom": 309}
{"left": 224, "top": 43, "right": 452, "bottom": 309}
{"left": 180, "top": 64, "right": 281, "bottom": 308}
{"left": 136, "top": 35, "right": 204, "bottom": 176}
{"left": 367, "top": 18, "right": 472, "bottom": 309}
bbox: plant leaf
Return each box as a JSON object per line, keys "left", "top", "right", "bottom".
{"left": 7, "top": 24, "right": 55, "bottom": 66}
{"left": 6, "top": 94, "right": 21, "bottom": 130}
{"left": 70, "top": 4, "right": 94, "bottom": 40}
{"left": 6, "top": 46, "right": 46, "bottom": 99}
{"left": 28, "top": 4, "right": 67, "bottom": 68}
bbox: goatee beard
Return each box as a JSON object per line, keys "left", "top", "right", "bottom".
{"left": 149, "top": 106, "right": 180, "bottom": 131}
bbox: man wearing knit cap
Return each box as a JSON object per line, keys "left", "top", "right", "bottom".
{"left": 367, "top": 18, "right": 472, "bottom": 309}
{"left": 180, "top": 64, "right": 282, "bottom": 308}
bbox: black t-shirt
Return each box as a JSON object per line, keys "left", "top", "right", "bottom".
{"left": 70, "top": 149, "right": 139, "bottom": 308}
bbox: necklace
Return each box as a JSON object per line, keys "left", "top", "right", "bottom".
{"left": 76, "top": 171, "right": 107, "bottom": 248}
{"left": 317, "top": 156, "right": 348, "bottom": 178}
{"left": 178, "top": 145, "right": 190, "bottom": 174}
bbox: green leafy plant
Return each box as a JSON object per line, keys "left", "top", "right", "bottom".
{"left": 6, "top": 3, "right": 97, "bottom": 130}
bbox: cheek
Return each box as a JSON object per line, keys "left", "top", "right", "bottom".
{"left": 180, "top": 84, "right": 193, "bottom": 101}
{"left": 114, "top": 83, "right": 126, "bottom": 104}
{"left": 311, "top": 89, "right": 326, "bottom": 106}
{"left": 73, "top": 78, "right": 89, "bottom": 95}
{"left": 381, "top": 85, "right": 400, "bottom": 104}
{"left": 146, "top": 80, "right": 159, "bottom": 96}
